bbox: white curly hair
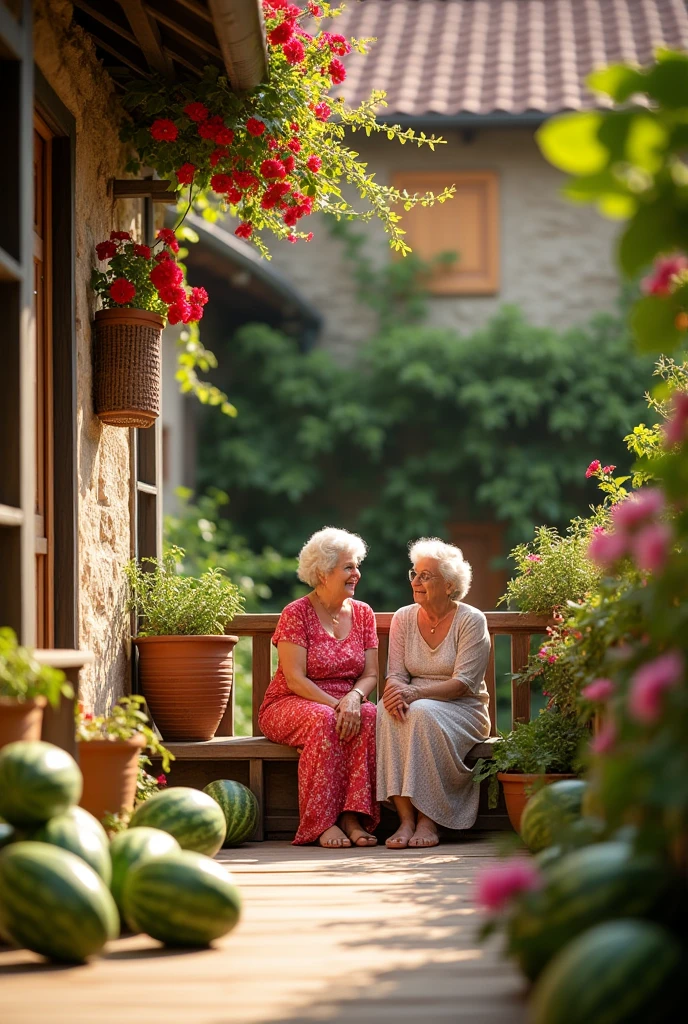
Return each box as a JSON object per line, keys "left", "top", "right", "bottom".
{"left": 297, "top": 527, "right": 368, "bottom": 588}
{"left": 408, "top": 537, "right": 472, "bottom": 600}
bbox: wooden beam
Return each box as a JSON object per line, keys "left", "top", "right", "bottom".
{"left": 72, "top": 1, "right": 137, "bottom": 47}
{"left": 87, "top": 32, "right": 151, "bottom": 77}
{"left": 207, "top": 0, "right": 267, "bottom": 91}
{"left": 111, "top": 179, "right": 176, "bottom": 201}
{"left": 144, "top": 3, "right": 222, "bottom": 59}
{"left": 164, "top": 47, "right": 204, "bottom": 76}
{"left": 118, "top": 0, "right": 173, "bottom": 76}
{"left": 173, "top": 0, "right": 213, "bottom": 23}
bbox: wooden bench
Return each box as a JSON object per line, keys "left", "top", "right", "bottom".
{"left": 163, "top": 611, "right": 551, "bottom": 839}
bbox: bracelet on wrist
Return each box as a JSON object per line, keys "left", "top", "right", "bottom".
{"left": 351, "top": 687, "right": 366, "bottom": 702}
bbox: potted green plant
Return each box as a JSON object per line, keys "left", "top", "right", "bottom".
{"left": 0, "top": 628, "right": 73, "bottom": 748}
{"left": 91, "top": 229, "right": 208, "bottom": 428}
{"left": 474, "top": 709, "right": 588, "bottom": 833}
{"left": 76, "top": 696, "right": 173, "bottom": 823}
{"left": 125, "top": 546, "right": 244, "bottom": 742}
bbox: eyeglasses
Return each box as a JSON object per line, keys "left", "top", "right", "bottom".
{"left": 408, "top": 570, "right": 440, "bottom": 584}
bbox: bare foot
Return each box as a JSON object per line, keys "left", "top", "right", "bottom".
{"left": 385, "top": 821, "right": 416, "bottom": 849}
{"left": 340, "top": 812, "right": 377, "bottom": 847}
{"left": 408, "top": 813, "right": 439, "bottom": 848}
{"left": 318, "top": 825, "right": 351, "bottom": 849}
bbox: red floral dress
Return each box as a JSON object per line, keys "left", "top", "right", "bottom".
{"left": 258, "top": 596, "right": 380, "bottom": 845}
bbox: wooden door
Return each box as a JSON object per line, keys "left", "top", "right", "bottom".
{"left": 33, "top": 113, "right": 54, "bottom": 647}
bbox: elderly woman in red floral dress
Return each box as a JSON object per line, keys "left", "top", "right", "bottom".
{"left": 258, "top": 527, "right": 379, "bottom": 848}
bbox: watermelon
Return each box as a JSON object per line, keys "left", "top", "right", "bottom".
{"left": 109, "top": 827, "right": 180, "bottom": 919}
{"left": 128, "top": 787, "right": 226, "bottom": 856}
{"left": 531, "top": 920, "right": 685, "bottom": 1024}
{"left": 507, "top": 841, "right": 673, "bottom": 981}
{"left": 203, "top": 780, "right": 258, "bottom": 847}
{"left": 123, "top": 849, "right": 241, "bottom": 947}
{"left": 32, "top": 806, "right": 111, "bottom": 885}
{"left": 0, "top": 741, "right": 82, "bottom": 826}
{"left": 0, "top": 842, "right": 119, "bottom": 962}
{"left": 520, "top": 779, "right": 587, "bottom": 852}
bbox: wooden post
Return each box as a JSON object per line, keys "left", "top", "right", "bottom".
{"left": 486, "top": 637, "right": 497, "bottom": 736}
{"left": 249, "top": 758, "right": 265, "bottom": 842}
{"left": 252, "top": 633, "right": 272, "bottom": 736}
{"left": 510, "top": 634, "right": 532, "bottom": 727}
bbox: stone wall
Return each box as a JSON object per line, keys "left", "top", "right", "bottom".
{"left": 268, "top": 128, "right": 620, "bottom": 360}
{"left": 34, "top": 0, "right": 141, "bottom": 712}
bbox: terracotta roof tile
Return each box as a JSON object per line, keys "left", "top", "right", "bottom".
{"left": 334, "top": 0, "right": 688, "bottom": 116}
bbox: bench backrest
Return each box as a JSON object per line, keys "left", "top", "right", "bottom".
{"left": 219, "top": 611, "right": 551, "bottom": 738}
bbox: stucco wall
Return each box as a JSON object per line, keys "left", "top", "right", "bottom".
{"left": 268, "top": 128, "right": 620, "bottom": 360}
{"left": 34, "top": 0, "right": 140, "bottom": 712}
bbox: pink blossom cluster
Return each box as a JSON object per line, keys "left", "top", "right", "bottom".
{"left": 628, "top": 650, "right": 684, "bottom": 724}
{"left": 587, "top": 488, "right": 672, "bottom": 574}
{"left": 664, "top": 390, "right": 688, "bottom": 448}
{"left": 641, "top": 254, "right": 688, "bottom": 296}
{"left": 475, "top": 859, "right": 543, "bottom": 913}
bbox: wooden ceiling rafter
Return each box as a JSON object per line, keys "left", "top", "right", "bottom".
{"left": 87, "top": 31, "right": 152, "bottom": 79}
{"left": 168, "top": 0, "right": 213, "bottom": 23}
{"left": 143, "top": 4, "right": 223, "bottom": 59}
{"left": 119, "top": 0, "right": 174, "bottom": 76}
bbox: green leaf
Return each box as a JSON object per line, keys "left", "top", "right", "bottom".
{"left": 630, "top": 293, "right": 684, "bottom": 353}
{"left": 643, "top": 53, "right": 688, "bottom": 108}
{"left": 617, "top": 198, "right": 681, "bottom": 276}
{"left": 587, "top": 64, "right": 646, "bottom": 102}
{"left": 536, "top": 111, "right": 609, "bottom": 175}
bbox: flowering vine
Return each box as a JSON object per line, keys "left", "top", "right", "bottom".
{"left": 120, "top": 2, "right": 454, "bottom": 256}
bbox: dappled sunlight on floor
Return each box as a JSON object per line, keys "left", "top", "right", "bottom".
{"left": 0, "top": 837, "right": 526, "bottom": 1024}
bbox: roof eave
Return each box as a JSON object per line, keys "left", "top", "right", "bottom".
{"left": 385, "top": 111, "right": 551, "bottom": 129}
{"left": 207, "top": 0, "right": 268, "bottom": 92}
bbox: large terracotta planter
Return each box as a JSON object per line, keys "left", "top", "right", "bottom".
{"left": 133, "top": 635, "right": 238, "bottom": 741}
{"left": 78, "top": 734, "right": 146, "bottom": 822}
{"left": 498, "top": 772, "right": 577, "bottom": 834}
{"left": 0, "top": 697, "right": 47, "bottom": 749}
{"left": 93, "top": 307, "right": 164, "bottom": 428}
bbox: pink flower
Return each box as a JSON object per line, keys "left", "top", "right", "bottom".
{"left": 476, "top": 859, "right": 543, "bottom": 913}
{"left": 641, "top": 254, "right": 688, "bottom": 296}
{"left": 282, "top": 38, "right": 305, "bottom": 64}
{"left": 590, "top": 720, "right": 616, "bottom": 755}
{"left": 320, "top": 32, "right": 351, "bottom": 56}
{"left": 307, "top": 155, "right": 322, "bottom": 173}
{"left": 585, "top": 459, "right": 601, "bottom": 478}
{"left": 156, "top": 774, "right": 167, "bottom": 786}
{"left": 582, "top": 678, "right": 615, "bottom": 702}
{"left": 602, "top": 465, "right": 616, "bottom": 475}
{"left": 587, "top": 529, "right": 627, "bottom": 566}
{"left": 547, "top": 655, "right": 557, "bottom": 664}
{"left": 312, "top": 102, "right": 331, "bottom": 121}
{"left": 235, "top": 222, "right": 253, "bottom": 240}
{"left": 628, "top": 651, "right": 684, "bottom": 723}
{"left": 526, "top": 554, "right": 542, "bottom": 563}
{"left": 537, "top": 647, "right": 548, "bottom": 660}
{"left": 183, "top": 102, "right": 209, "bottom": 123}
{"left": 632, "top": 521, "right": 672, "bottom": 574}
{"left": 612, "top": 489, "right": 665, "bottom": 530}
{"left": 246, "top": 118, "right": 266, "bottom": 137}
{"left": 150, "top": 119, "right": 178, "bottom": 142}
{"left": 664, "top": 392, "right": 688, "bottom": 448}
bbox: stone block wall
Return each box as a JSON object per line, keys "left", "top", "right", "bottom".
{"left": 34, "top": 0, "right": 140, "bottom": 712}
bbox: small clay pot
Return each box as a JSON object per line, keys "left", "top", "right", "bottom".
{"left": 133, "top": 635, "right": 238, "bottom": 741}
{"left": 497, "top": 772, "right": 577, "bottom": 833}
{"left": 0, "top": 697, "right": 47, "bottom": 749}
{"left": 78, "top": 734, "right": 146, "bottom": 822}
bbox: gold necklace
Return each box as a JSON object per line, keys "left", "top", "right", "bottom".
{"left": 314, "top": 592, "right": 345, "bottom": 625}
{"left": 423, "top": 605, "right": 456, "bottom": 634}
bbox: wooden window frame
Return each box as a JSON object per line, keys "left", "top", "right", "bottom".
{"left": 392, "top": 170, "right": 500, "bottom": 296}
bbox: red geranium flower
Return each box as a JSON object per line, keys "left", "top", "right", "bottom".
{"left": 328, "top": 58, "right": 346, "bottom": 84}
{"left": 150, "top": 259, "right": 183, "bottom": 290}
{"left": 287, "top": 138, "right": 301, "bottom": 153}
{"left": 282, "top": 38, "right": 305, "bottom": 64}
{"left": 133, "top": 244, "right": 151, "bottom": 258}
{"left": 156, "top": 228, "right": 180, "bottom": 253}
{"left": 96, "top": 240, "right": 117, "bottom": 260}
{"left": 215, "top": 126, "right": 235, "bottom": 146}
{"left": 191, "top": 286, "right": 209, "bottom": 306}
{"left": 154, "top": 249, "right": 171, "bottom": 263}
{"left": 260, "top": 158, "right": 287, "bottom": 180}
{"left": 225, "top": 187, "right": 243, "bottom": 204}
{"left": 167, "top": 300, "right": 192, "bottom": 325}
{"left": 156, "top": 774, "right": 167, "bottom": 786}
{"left": 268, "top": 22, "right": 294, "bottom": 46}
{"left": 198, "top": 115, "right": 224, "bottom": 140}
{"left": 308, "top": 2, "right": 322, "bottom": 15}
{"left": 211, "top": 173, "right": 234, "bottom": 194}
{"left": 306, "top": 155, "right": 322, "bottom": 173}
{"left": 110, "top": 231, "right": 131, "bottom": 241}
{"left": 157, "top": 285, "right": 186, "bottom": 305}
{"left": 246, "top": 117, "right": 266, "bottom": 137}
{"left": 175, "top": 163, "right": 196, "bottom": 186}
{"left": 282, "top": 155, "right": 295, "bottom": 174}
{"left": 234, "top": 170, "right": 259, "bottom": 189}
{"left": 150, "top": 119, "right": 178, "bottom": 142}
{"left": 109, "top": 277, "right": 136, "bottom": 304}
{"left": 188, "top": 303, "right": 204, "bottom": 322}
{"left": 261, "top": 181, "right": 291, "bottom": 210}
{"left": 209, "top": 147, "right": 229, "bottom": 168}
{"left": 283, "top": 207, "right": 299, "bottom": 227}
{"left": 183, "top": 102, "right": 209, "bottom": 123}
{"left": 312, "top": 102, "right": 331, "bottom": 121}
{"left": 235, "top": 222, "right": 253, "bottom": 239}
{"left": 290, "top": 122, "right": 300, "bottom": 132}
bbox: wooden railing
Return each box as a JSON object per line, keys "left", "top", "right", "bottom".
{"left": 216, "top": 612, "right": 552, "bottom": 738}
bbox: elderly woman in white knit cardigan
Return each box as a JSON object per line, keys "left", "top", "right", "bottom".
{"left": 377, "top": 538, "right": 491, "bottom": 849}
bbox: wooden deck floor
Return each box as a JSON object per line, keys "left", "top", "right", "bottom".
{"left": 0, "top": 836, "right": 527, "bottom": 1024}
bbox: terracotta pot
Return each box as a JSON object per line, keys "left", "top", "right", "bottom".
{"left": 497, "top": 772, "right": 577, "bottom": 833}
{"left": 133, "top": 635, "right": 238, "bottom": 741}
{"left": 0, "top": 697, "right": 47, "bottom": 749}
{"left": 78, "top": 734, "right": 146, "bottom": 822}
{"left": 93, "top": 307, "right": 164, "bottom": 428}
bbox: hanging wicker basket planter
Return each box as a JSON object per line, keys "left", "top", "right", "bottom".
{"left": 93, "top": 307, "right": 164, "bottom": 429}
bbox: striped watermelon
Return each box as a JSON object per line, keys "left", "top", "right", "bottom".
{"left": 520, "top": 779, "right": 587, "bottom": 852}
{"left": 109, "top": 827, "right": 180, "bottom": 920}
{"left": 531, "top": 920, "right": 684, "bottom": 1024}
{"left": 32, "top": 806, "right": 111, "bottom": 885}
{"left": 123, "top": 849, "right": 241, "bottom": 946}
{"left": 0, "top": 841, "right": 119, "bottom": 962}
{"left": 507, "top": 841, "right": 673, "bottom": 981}
{"left": 0, "top": 741, "right": 82, "bottom": 826}
{"left": 203, "top": 780, "right": 258, "bottom": 847}
{"left": 128, "top": 787, "right": 226, "bottom": 856}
